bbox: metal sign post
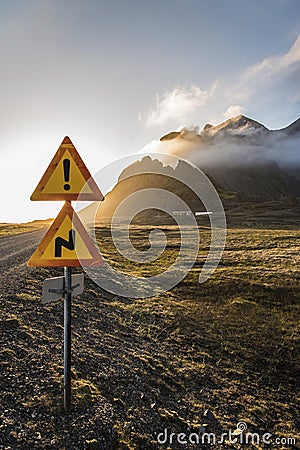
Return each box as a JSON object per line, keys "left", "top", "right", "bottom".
{"left": 64, "top": 266, "right": 72, "bottom": 413}
{"left": 27, "top": 136, "right": 104, "bottom": 414}
{"left": 42, "top": 273, "right": 84, "bottom": 304}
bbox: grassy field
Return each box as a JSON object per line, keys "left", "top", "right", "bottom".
{"left": 90, "top": 223, "right": 300, "bottom": 448}
{"left": 0, "top": 220, "right": 51, "bottom": 237}
{"left": 1, "top": 218, "right": 299, "bottom": 449}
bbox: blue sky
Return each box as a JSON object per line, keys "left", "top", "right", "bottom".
{"left": 1, "top": 0, "right": 300, "bottom": 222}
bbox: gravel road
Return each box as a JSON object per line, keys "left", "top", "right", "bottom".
{"left": 0, "top": 229, "right": 46, "bottom": 294}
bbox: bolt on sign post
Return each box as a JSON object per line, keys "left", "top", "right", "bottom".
{"left": 27, "top": 136, "right": 104, "bottom": 413}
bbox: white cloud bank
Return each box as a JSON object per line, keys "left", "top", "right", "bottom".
{"left": 145, "top": 84, "right": 215, "bottom": 127}
{"left": 234, "top": 34, "right": 300, "bottom": 105}
{"left": 143, "top": 34, "right": 300, "bottom": 130}
{"left": 241, "top": 34, "right": 300, "bottom": 83}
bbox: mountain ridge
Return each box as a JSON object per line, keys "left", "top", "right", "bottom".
{"left": 161, "top": 115, "right": 300, "bottom": 141}
{"left": 79, "top": 115, "right": 300, "bottom": 227}
{"left": 156, "top": 114, "right": 300, "bottom": 199}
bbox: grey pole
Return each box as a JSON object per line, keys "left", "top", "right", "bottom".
{"left": 64, "top": 266, "right": 72, "bottom": 413}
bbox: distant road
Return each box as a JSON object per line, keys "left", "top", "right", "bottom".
{"left": 0, "top": 229, "right": 46, "bottom": 293}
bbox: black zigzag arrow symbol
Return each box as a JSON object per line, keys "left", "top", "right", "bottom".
{"left": 55, "top": 229, "right": 76, "bottom": 257}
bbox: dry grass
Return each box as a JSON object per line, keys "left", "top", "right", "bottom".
{"left": 90, "top": 224, "right": 300, "bottom": 448}
{"left": 1, "top": 221, "right": 299, "bottom": 449}
{"left": 0, "top": 220, "right": 51, "bottom": 237}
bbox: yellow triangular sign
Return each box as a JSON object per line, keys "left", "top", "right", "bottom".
{"left": 30, "top": 136, "right": 104, "bottom": 201}
{"left": 27, "top": 202, "right": 104, "bottom": 267}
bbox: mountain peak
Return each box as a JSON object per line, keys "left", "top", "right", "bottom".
{"left": 160, "top": 115, "right": 300, "bottom": 143}
{"left": 201, "top": 115, "right": 268, "bottom": 136}
{"left": 283, "top": 117, "right": 300, "bottom": 136}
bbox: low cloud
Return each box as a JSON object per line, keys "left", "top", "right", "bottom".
{"left": 224, "top": 105, "right": 245, "bottom": 119}
{"left": 140, "top": 130, "right": 300, "bottom": 170}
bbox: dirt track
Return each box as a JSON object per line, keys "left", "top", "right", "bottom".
{"left": 0, "top": 229, "right": 47, "bottom": 298}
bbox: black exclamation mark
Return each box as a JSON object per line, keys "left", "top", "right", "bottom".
{"left": 63, "top": 159, "right": 71, "bottom": 191}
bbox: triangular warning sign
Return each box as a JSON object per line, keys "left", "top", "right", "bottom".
{"left": 27, "top": 202, "right": 104, "bottom": 267}
{"left": 30, "top": 136, "right": 104, "bottom": 201}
